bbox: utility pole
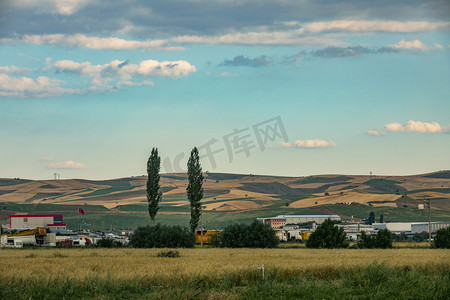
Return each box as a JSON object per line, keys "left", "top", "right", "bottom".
{"left": 424, "top": 198, "right": 431, "bottom": 248}
{"left": 200, "top": 215, "right": 203, "bottom": 249}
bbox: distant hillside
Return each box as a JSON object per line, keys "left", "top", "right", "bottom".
{"left": 1, "top": 171, "right": 449, "bottom": 229}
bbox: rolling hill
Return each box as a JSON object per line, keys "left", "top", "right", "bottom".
{"left": 1, "top": 171, "right": 449, "bottom": 230}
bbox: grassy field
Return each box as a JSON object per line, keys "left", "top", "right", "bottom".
{"left": 0, "top": 248, "right": 448, "bottom": 299}
{"left": 2, "top": 201, "right": 449, "bottom": 231}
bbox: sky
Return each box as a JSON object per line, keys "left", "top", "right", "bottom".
{"left": 0, "top": 0, "right": 449, "bottom": 180}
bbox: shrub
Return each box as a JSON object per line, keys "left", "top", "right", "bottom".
{"left": 306, "top": 219, "right": 348, "bottom": 249}
{"left": 221, "top": 220, "right": 279, "bottom": 248}
{"left": 374, "top": 229, "right": 393, "bottom": 248}
{"left": 358, "top": 229, "right": 393, "bottom": 249}
{"left": 96, "top": 237, "right": 123, "bottom": 248}
{"left": 157, "top": 250, "right": 180, "bottom": 258}
{"left": 411, "top": 233, "right": 425, "bottom": 242}
{"left": 130, "top": 223, "right": 195, "bottom": 248}
{"left": 393, "top": 233, "right": 408, "bottom": 242}
{"left": 433, "top": 226, "right": 450, "bottom": 249}
{"left": 209, "top": 232, "right": 221, "bottom": 248}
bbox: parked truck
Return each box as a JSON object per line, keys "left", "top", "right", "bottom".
{"left": 1, "top": 227, "right": 47, "bottom": 247}
{"left": 1, "top": 235, "right": 36, "bottom": 248}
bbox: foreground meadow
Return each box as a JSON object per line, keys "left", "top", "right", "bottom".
{"left": 1, "top": 248, "right": 449, "bottom": 299}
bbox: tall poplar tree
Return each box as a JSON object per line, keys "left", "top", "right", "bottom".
{"left": 368, "top": 211, "right": 375, "bottom": 225}
{"left": 187, "top": 147, "right": 203, "bottom": 233}
{"left": 147, "top": 147, "right": 162, "bottom": 225}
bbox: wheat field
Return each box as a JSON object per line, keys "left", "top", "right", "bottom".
{"left": 1, "top": 248, "right": 448, "bottom": 280}
{"left": 1, "top": 248, "right": 449, "bottom": 299}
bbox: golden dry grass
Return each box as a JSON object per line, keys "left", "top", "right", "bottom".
{"left": 0, "top": 248, "right": 448, "bottom": 281}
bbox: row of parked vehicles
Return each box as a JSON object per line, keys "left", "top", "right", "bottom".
{"left": 1, "top": 227, "right": 128, "bottom": 248}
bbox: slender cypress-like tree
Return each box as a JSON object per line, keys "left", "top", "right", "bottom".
{"left": 187, "top": 147, "right": 203, "bottom": 233}
{"left": 368, "top": 211, "right": 375, "bottom": 225}
{"left": 147, "top": 147, "right": 162, "bottom": 225}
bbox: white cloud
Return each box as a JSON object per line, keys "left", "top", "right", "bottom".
{"left": 303, "top": 20, "right": 450, "bottom": 34}
{"left": 52, "top": 59, "right": 197, "bottom": 85}
{"left": 171, "top": 32, "right": 344, "bottom": 46}
{"left": 1, "top": 32, "right": 344, "bottom": 49}
{"left": 385, "top": 120, "right": 445, "bottom": 133}
{"left": 0, "top": 65, "right": 31, "bottom": 74}
{"left": 380, "top": 39, "right": 444, "bottom": 53}
{"left": 217, "top": 72, "right": 237, "bottom": 77}
{"left": 12, "top": 0, "right": 94, "bottom": 16}
{"left": 392, "top": 39, "right": 427, "bottom": 51}
{"left": 47, "top": 160, "right": 88, "bottom": 169}
{"left": 2, "top": 34, "right": 183, "bottom": 51}
{"left": 293, "top": 139, "right": 336, "bottom": 148}
{"left": 40, "top": 157, "right": 54, "bottom": 161}
{"left": 2, "top": 20, "right": 448, "bottom": 50}
{"left": 366, "top": 130, "right": 385, "bottom": 136}
{"left": 0, "top": 73, "right": 80, "bottom": 98}
{"left": 276, "top": 142, "right": 292, "bottom": 148}
{"left": 275, "top": 139, "right": 336, "bottom": 148}
{"left": 117, "top": 80, "right": 154, "bottom": 87}
{"left": 0, "top": 58, "right": 195, "bottom": 97}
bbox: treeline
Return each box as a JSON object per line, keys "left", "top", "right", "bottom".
{"left": 306, "top": 220, "right": 450, "bottom": 249}
{"left": 130, "top": 221, "right": 279, "bottom": 248}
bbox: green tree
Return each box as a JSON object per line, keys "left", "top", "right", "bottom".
{"left": 306, "top": 219, "right": 349, "bottom": 249}
{"left": 433, "top": 226, "right": 450, "bottom": 249}
{"left": 187, "top": 147, "right": 203, "bottom": 233}
{"left": 368, "top": 212, "right": 375, "bottom": 225}
{"left": 375, "top": 228, "right": 393, "bottom": 248}
{"left": 220, "top": 220, "right": 279, "bottom": 248}
{"left": 379, "top": 214, "right": 384, "bottom": 223}
{"left": 358, "top": 229, "right": 393, "bottom": 249}
{"left": 130, "top": 224, "right": 195, "bottom": 248}
{"left": 358, "top": 231, "right": 375, "bottom": 249}
{"left": 146, "top": 147, "right": 162, "bottom": 225}
{"left": 209, "top": 232, "right": 221, "bottom": 248}
{"left": 411, "top": 233, "right": 425, "bottom": 242}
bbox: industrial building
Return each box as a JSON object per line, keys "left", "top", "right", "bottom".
{"left": 373, "top": 222, "right": 450, "bottom": 234}
{"left": 260, "top": 215, "right": 341, "bottom": 229}
{"left": 10, "top": 214, "right": 66, "bottom": 230}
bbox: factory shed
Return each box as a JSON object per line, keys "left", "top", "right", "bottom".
{"left": 10, "top": 214, "right": 66, "bottom": 230}
{"left": 260, "top": 215, "right": 341, "bottom": 229}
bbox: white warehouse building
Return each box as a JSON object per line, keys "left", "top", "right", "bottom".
{"left": 410, "top": 222, "right": 450, "bottom": 233}
{"left": 373, "top": 222, "right": 450, "bottom": 234}
{"left": 260, "top": 215, "right": 341, "bottom": 229}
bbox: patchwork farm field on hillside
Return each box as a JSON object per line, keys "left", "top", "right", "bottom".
{"left": 1, "top": 171, "right": 449, "bottom": 229}
{"left": 0, "top": 248, "right": 448, "bottom": 299}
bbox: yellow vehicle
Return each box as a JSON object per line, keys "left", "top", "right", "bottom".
{"left": 7, "top": 227, "right": 47, "bottom": 237}
{"left": 301, "top": 231, "right": 312, "bottom": 241}
{"left": 195, "top": 230, "right": 221, "bottom": 244}
{"left": 7, "top": 227, "right": 47, "bottom": 245}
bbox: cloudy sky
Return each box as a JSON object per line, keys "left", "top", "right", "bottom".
{"left": 1, "top": 0, "right": 449, "bottom": 180}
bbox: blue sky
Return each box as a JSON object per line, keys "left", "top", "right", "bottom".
{"left": 0, "top": 0, "right": 449, "bottom": 180}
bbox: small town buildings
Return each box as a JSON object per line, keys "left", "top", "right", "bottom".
{"left": 260, "top": 215, "right": 341, "bottom": 229}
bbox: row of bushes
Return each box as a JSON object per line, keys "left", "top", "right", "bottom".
{"left": 125, "top": 220, "right": 450, "bottom": 249}
{"left": 307, "top": 220, "right": 450, "bottom": 249}
{"left": 129, "top": 221, "right": 279, "bottom": 248}
{"left": 130, "top": 224, "right": 195, "bottom": 248}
